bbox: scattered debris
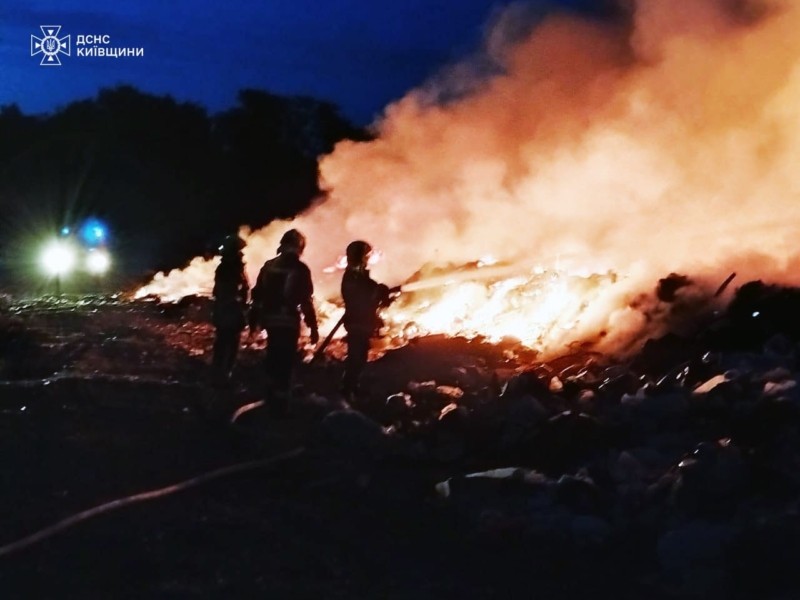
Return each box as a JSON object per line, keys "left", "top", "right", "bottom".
{"left": 4, "top": 281, "right": 800, "bottom": 597}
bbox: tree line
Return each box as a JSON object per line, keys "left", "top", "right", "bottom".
{"left": 0, "top": 85, "right": 370, "bottom": 285}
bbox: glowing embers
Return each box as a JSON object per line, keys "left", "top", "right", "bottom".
{"left": 383, "top": 269, "right": 617, "bottom": 349}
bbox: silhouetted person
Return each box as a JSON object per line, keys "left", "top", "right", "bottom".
{"left": 341, "top": 240, "right": 394, "bottom": 402}
{"left": 211, "top": 235, "right": 249, "bottom": 383}
{"left": 249, "top": 229, "right": 319, "bottom": 416}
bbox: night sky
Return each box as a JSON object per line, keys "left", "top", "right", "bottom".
{"left": 1, "top": 0, "right": 608, "bottom": 124}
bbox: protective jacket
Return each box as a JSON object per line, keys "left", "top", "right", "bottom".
{"left": 341, "top": 267, "right": 389, "bottom": 336}
{"left": 250, "top": 252, "right": 317, "bottom": 332}
{"left": 212, "top": 256, "right": 249, "bottom": 330}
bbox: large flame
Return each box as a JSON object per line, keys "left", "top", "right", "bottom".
{"left": 136, "top": 0, "right": 800, "bottom": 357}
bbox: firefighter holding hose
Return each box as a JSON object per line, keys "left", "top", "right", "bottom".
{"left": 340, "top": 240, "right": 398, "bottom": 402}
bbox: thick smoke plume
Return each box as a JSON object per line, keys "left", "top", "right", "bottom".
{"left": 139, "top": 0, "right": 800, "bottom": 354}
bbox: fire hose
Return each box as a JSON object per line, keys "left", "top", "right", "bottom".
{"left": 308, "top": 263, "right": 526, "bottom": 363}
{"left": 232, "top": 287, "right": 403, "bottom": 421}
{"left": 309, "top": 285, "right": 402, "bottom": 363}
{"left": 0, "top": 446, "right": 305, "bottom": 559}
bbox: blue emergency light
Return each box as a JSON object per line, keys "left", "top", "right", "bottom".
{"left": 79, "top": 218, "right": 108, "bottom": 247}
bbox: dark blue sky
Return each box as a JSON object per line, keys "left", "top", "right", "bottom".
{"left": 0, "top": 0, "right": 606, "bottom": 124}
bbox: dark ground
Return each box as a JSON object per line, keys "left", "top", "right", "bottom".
{"left": 0, "top": 296, "right": 671, "bottom": 599}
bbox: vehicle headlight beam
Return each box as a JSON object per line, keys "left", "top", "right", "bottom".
{"left": 86, "top": 249, "right": 111, "bottom": 275}
{"left": 40, "top": 240, "right": 77, "bottom": 277}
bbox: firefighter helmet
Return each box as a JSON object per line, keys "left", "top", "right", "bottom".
{"left": 278, "top": 229, "right": 306, "bottom": 254}
{"left": 220, "top": 234, "right": 246, "bottom": 255}
{"left": 346, "top": 240, "right": 372, "bottom": 267}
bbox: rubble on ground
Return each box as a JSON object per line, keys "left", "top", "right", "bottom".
{"left": 4, "top": 281, "right": 800, "bottom": 597}
{"left": 310, "top": 279, "right": 800, "bottom": 598}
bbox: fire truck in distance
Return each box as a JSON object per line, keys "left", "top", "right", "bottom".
{"left": 40, "top": 218, "right": 112, "bottom": 287}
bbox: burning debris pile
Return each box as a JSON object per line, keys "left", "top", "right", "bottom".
{"left": 130, "top": 0, "right": 800, "bottom": 589}
{"left": 127, "top": 2, "right": 800, "bottom": 592}
{"left": 137, "top": 0, "right": 800, "bottom": 362}
{"left": 305, "top": 279, "right": 800, "bottom": 598}
{"left": 8, "top": 0, "right": 800, "bottom": 594}
{"left": 3, "top": 283, "right": 800, "bottom": 596}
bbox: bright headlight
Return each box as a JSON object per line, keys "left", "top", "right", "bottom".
{"left": 40, "top": 241, "right": 77, "bottom": 276}
{"left": 86, "top": 249, "right": 111, "bottom": 275}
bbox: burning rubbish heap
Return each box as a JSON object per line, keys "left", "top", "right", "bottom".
{"left": 126, "top": 0, "right": 800, "bottom": 593}
{"left": 309, "top": 278, "right": 800, "bottom": 598}
{"left": 132, "top": 274, "right": 800, "bottom": 597}
{"left": 4, "top": 281, "right": 800, "bottom": 597}
{"left": 138, "top": 257, "right": 720, "bottom": 362}
{"left": 137, "top": 0, "right": 800, "bottom": 360}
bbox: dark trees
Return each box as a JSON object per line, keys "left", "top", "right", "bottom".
{"left": 0, "top": 86, "right": 369, "bottom": 283}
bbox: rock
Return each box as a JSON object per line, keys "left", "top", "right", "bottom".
{"left": 633, "top": 333, "right": 697, "bottom": 377}
{"left": 610, "top": 451, "right": 645, "bottom": 485}
{"left": 436, "top": 467, "right": 550, "bottom": 498}
{"left": 672, "top": 440, "right": 749, "bottom": 516}
{"left": 620, "top": 392, "right": 642, "bottom": 407}
{"left": 438, "top": 403, "right": 469, "bottom": 426}
{"left": 758, "top": 367, "right": 792, "bottom": 383}
{"left": 450, "top": 365, "right": 489, "bottom": 389}
{"left": 436, "top": 385, "right": 464, "bottom": 401}
{"left": 466, "top": 467, "right": 546, "bottom": 482}
{"left": 435, "top": 467, "right": 553, "bottom": 529}
{"left": 577, "top": 389, "right": 596, "bottom": 411}
{"left": 407, "top": 380, "right": 437, "bottom": 394}
{"left": 677, "top": 352, "right": 720, "bottom": 389}
{"left": 321, "top": 409, "right": 389, "bottom": 455}
{"left": 762, "top": 379, "right": 797, "bottom": 399}
{"left": 693, "top": 374, "right": 729, "bottom": 396}
{"left": 647, "top": 432, "right": 696, "bottom": 465}
{"left": 626, "top": 446, "right": 672, "bottom": 478}
{"left": 597, "top": 367, "right": 639, "bottom": 400}
{"left": 500, "top": 369, "right": 551, "bottom": 399}
{"left": 384, "top": 392, "right": 414, "bottom": 422}
{"left": 527, "top": 411, "right": 608, "bottom": 476}
{"left": 641, "top": 391, "right": 689, "bottom": 423}
{"left": 429, "top": 404, "right": 470, "bottom": 462}
{"left": 498, "top": 394, "right": 549, "bottom": 453}
{"left": 555, "top": 473, "right": 605, "bottom": 515}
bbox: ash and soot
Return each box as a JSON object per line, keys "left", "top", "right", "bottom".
{"left": 137, "top": 0, "right": 800, "bottom": 357}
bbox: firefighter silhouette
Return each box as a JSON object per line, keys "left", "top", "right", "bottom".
{"left": 249, "top": 229, "right": 319, "bottom": 416}
{"left": 340, "top": 240, "right": 395, "bottom": 401}
{"left": 211, "top": 235, "right": 249, "bottom": 383}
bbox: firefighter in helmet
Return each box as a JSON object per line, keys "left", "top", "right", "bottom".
{"left": 340, "top": 240, "right": 394, "bottom": 401}
{"left": 211, "top": 234, "right": 249, "bottom": 383}
{"left": 249, "top": 229, "right": 319, "bottom": 416}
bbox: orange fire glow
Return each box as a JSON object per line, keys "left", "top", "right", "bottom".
{"left": 136, "top": 0, "right": 800, "bottom": 357}
{"left": 383, "top": 269, "right": 619, "bottom": 349}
